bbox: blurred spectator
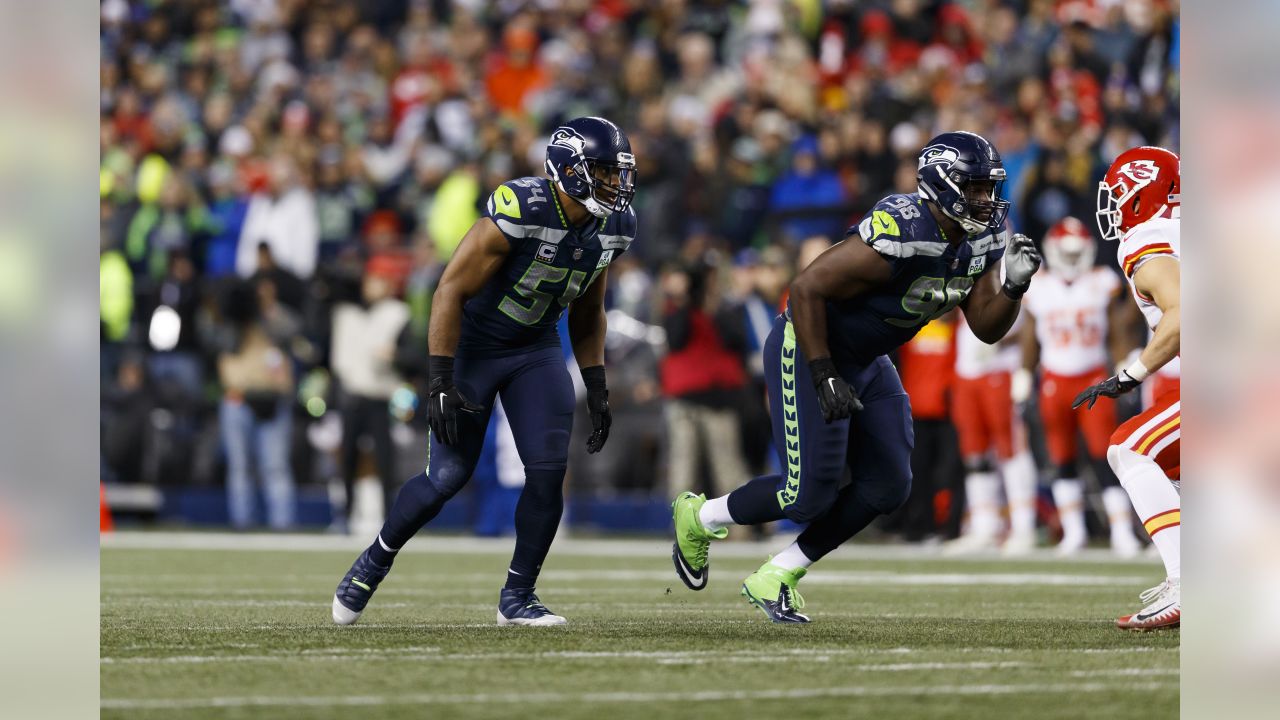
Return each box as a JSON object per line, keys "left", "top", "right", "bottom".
{"left": 769, "top": 135, "right": 848, "bottom": 244}
{"left": 660, "top": 260, "right": 750, "bottom": 500}
{"left": 236, "top": 154, "right": 319, "bottom": 279}
{"left": 330, "top": 269, "right": 410, "bottom": 524}
{"left": 216, "top": 281, "right": 298, "bottom": 530}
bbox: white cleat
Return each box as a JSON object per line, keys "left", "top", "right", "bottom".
{"left": 942, "top": 533, "right": 999, "bottom": 556}
{"left": 332, "top": 595, "right": 362, "bottom": 626}
{"left": 1110, "top": 529, "right": 1143, "bottom": 559}
{"left": 1055, "top": 533, "right": 1087, "bottom": 557}
{"left": 1001, "top": 531, "right": 1036, "bottom": 557}
{"left": 1117, "top": 577, "right": 1180, "bottom": 630}
{"left": 495, "top": 610, "right": 568, "bottom": 627}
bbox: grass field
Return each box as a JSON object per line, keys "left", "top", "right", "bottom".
{"left": 101, "top": 533, "right": 1179, "bottom": 719}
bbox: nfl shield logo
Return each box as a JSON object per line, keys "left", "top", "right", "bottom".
{"left": 573, "top": 248, "right": 584, "bottom": 260}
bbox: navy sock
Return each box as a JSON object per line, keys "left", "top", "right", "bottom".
{"left": 367, "top": 535, "right": 396, "bottom": 567}
{"left": 378, "top": 471, "right": 448, "bottom": 551}
{"left": 726, "top": 475, "right": 789, "bottom": 525}
{"left": 795, "top": 485, "right": 881, "bottom": 561}
{"left": 504, "top": 469, "right": 565, "bottom": 590}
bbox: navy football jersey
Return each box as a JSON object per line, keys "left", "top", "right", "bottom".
{"left": 458, "top": 176, "right": 636, "bottom": 355}
{"left": 804, "top": 193, "right": 1009, "bottom": 366}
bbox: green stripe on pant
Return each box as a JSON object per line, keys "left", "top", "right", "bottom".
{"left": 777, "top": 320, "right": 802, "bottom": 509}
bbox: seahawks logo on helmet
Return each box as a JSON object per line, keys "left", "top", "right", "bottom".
{"left": 919, "top": 145, "right": 960, "bottom": 168}
{"left": 550, "top": 128, "right": 588, "bottom": 156}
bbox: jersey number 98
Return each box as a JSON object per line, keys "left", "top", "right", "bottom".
{"left": 886, "top": 275, "right": 973, "bottom": 328}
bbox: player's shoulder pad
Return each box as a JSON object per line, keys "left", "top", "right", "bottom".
{"left": 485, "top": 177, "right": 565, "bottom": 243}
{"left": 1119, "top": 220, "right": 1178, "bottom": 278}
{"left": 599, "top": 206, "right": 637, "bottom": 254}
{"left": 852, "top": 193, "right": 945, "bottom": 259}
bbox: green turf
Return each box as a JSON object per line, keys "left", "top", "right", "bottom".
{"left": 101, "top": 538, "right": 1178, "bottom": 719}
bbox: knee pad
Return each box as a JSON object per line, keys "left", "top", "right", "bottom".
{"left": 1107, "top": 444, "right": 1157, "bottom": 487}
{"left": 428, "top": 459, "right": 472, "bottom": 499}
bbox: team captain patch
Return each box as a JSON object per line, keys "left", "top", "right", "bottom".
{"left": 536, "top": 242, "right": 557, "bottom": 262}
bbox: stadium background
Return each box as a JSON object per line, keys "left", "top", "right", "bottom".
{"left": 98, "top": 0, "right": 1180, "bottom": 536}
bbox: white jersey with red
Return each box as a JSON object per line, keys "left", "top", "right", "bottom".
{"left": 954, "top": 314, "right": 1021, "bottom": 380}
{"left": 1118, "top": 215, "right": 1180, "bottom": 331}
{"left": 1023, "top": 267, "right": 1119, "bottom": 376}
{"left": 1110, "top": 213, "right": 1180, "bottom": 479}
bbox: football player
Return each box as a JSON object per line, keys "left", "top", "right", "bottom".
{"left": 671, "top": 131, "right": 1042, "bottom": 622}
{"left": 331, "top": 117, "right": 637, "bottom": 626}
{"left": 1021, "top": 217, "right": 1142, "bottom": 557}
{"left": 1074, "top": 146, "right": 1181, "bottom": 630}
{"left": 944, "top": 317, "right": 1039, "bottom": 556}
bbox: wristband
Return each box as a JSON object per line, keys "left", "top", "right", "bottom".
{"left": 1123, "top": 358, "right": 1151, "bottom": 383}
{"left": 429, "top": 355, "right": 455, "bottom": 386}
{"left": 1001, "top": 278, "right": 1027, "bottom": 300}
{"left": 581, "top": 365, "right": 607, "bottom": 392}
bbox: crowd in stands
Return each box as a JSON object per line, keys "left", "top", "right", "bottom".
{"left": 99, "top": 0, "right": 1179, "bottom": 535}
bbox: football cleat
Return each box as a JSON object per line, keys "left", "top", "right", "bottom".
{"left": 741, "top": 562, "right": 810, "bottom": 624}
{"left": 1001, "top": 530, "right": 1036, "bottom": 557}
{"left": 671, "top": 491, "right": 727, "bottom": 591}
{"left": 332, "top": 548, "right": 392, "bottom": 626}
{"left": 1110, "top": 527, "right": 1143, "bottom": 559}
{"left": 1055, "top": 531, "right": 1087, "bottom": 557}
{"left": 1116, "top": 577, "right": 1180, "bottom": 631}
{"left": 942, "top": 532, "right": 998, "bottom": 556}
{"left": 497, "top": 588, "right": 567, "bottom": 626}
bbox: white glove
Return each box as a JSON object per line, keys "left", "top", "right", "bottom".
{"left": 1001, "top": 233, "right": 1042, "bottom": 299}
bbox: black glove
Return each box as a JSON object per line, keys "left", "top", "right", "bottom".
{"left": 1072, "top": 371, "right": 1142, "bottom": 410}
{"left": 1001, "top": 233, "right": 1043, "bottom": 300}
{"left": 427, "top": 355, "right": 482, "bottom": 446}
{"left": 810, "top": 357, "right": 863, "bottom": 423}
{"left": 581, "top": 365, "right": 611, "bottom": 454}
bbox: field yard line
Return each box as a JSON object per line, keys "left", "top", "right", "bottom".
{"left": 101, "top": 569, "right": 1150, "bottom": 587}
{"left": 100, "top": 681, "right": 1178, "bottom": 710}
{"left": 101, "top": 647, "right": 1175, "bottom": 666}
{"left": 101, "top": 531, "right": 1153, "bottom": 565}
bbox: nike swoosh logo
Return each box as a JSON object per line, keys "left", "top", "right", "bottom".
{"left": 351, "top": 579, "right": 371, "bottom": 591}
{"left": 1135, "top": 603, "right": 1175, "bottom": 621}
{"left": 827, "top": 378, "right": 837, "bottom": 394}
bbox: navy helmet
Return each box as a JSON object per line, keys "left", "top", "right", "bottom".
{"left": 916, "top": 131, "right": 1010, "bottom": 235}
{"left": 544, "top": 116, "right": 636, "bottom": 218}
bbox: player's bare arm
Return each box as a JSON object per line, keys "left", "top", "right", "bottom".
{"left": 569, "top": 268, "right": 613, "bottom": 453}
{"left": 1107, "top": 285, "right": 1143, "bottom": 365}
{"left": 788, "top": 237, "right": 893, "bottom": 422}
{"left": 425, "top": 217, "right": 510, "bottom": 444}
{"left": 789, "top": 237, "right": 893, "bottom": 362}
{"left": 960, "top": 234, "right": 1041, "bottom": 343}
{"left": 1130, "top": 256, "right": 1180, "bottom": 373}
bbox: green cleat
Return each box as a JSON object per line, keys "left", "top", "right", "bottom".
{"left": 741, "top": 562, "right": 810, "bottom": 623}
{"left": 671, "top": 492, "right": 727, "bottom": 591}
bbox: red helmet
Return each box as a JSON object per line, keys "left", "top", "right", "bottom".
{"left": 1096, "top": 146, "right": 1180, "bottom": 241}
{"left": 1043, "top": 216, "right": 1096, "bottom": 282}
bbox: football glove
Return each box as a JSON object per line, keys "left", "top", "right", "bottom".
{"left": 581, "top": 365, "right": 612, "bottom": 454}
{"left": 810, "top": 357, "right": 863, "bottom": 423}
{"left": 427, "top": 356, "right": 483, "bottom": 446}
{"left": 1001, "top": 233, "right": 1042, "bottom": 300}
{"left": 1072, "top": 371, "right": 1142, "bottom": 410}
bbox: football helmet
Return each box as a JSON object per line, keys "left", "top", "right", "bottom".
{"left": 1096, "top": 146, "right": 1180, "bottom": 242}
{"left": 917, "top": 131, "right": 1011, "bottom": 235}
{"left": 544, "top": 116, "right": 636, "bottom": 218}
{"left": 1043, "top": 216, "right": 1096, "bottom": 282}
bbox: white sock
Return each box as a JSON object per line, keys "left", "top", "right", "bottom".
{"left": 770, "top": 542, "right": 814, "bottom": 571}
{"left": 1052, "top": 478, "right": 1086, "bottom": 541}
{"left": 965, "top": 472, "right": 1001, "bottom": 538}
{"left": 1101, "top": 486, "right": 1137, "bottom": 539}
{"left": 1109, "top": 446, "right": 1181, "bottom": 578}
{"left": 698, "top": 495, "right": 735, "bottom": 531}
{"left": 1000, "top": 451, "right": 1037, "bottom": 536}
